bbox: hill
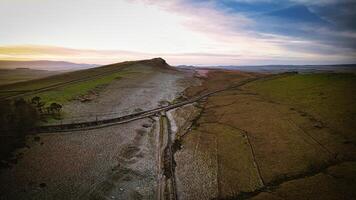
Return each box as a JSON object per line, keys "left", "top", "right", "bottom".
{"left": 0, "top": 60, "right": 98, "bottom": 71}
{"left": 178, "top": 64, "right": 356, "bottom": 73}
{"left": 0, "top": 57, "right": 178, "bottom": 101}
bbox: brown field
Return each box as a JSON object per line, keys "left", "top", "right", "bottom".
{"left": 174, "top": 70, "right": 356, "bottom": 199}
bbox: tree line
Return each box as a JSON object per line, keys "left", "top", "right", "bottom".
{"left": 0, "top": 96, "right": 63, "bottom": 167}
{"left": 0, "top": 96, "right": 62, "bottom": 134}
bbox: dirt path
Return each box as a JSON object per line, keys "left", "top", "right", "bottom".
{"left": 157, "top": 115, "right": 165, "bottom": 200}
{"left": 157, "top": 112, "right": 178, "bottom": 200}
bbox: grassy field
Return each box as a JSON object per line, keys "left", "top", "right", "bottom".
{"left": 245, "top": 73, "right": 356, "bottom": 141}
{"left": 0, "top": 59, "right": 161, "bottom": 129}
{"left": 0, "top": 61, "right": 139, "bottom": 93}
{"left": 0, "top": 61, "right": 154, "bottom": 100}
{"left": 0, "top": 58, "right": 166, "bottom": 94}
{"left": 30, "top": 70, "right": 140, "bottom": 104}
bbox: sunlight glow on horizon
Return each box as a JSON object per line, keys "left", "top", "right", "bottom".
{"left": 1, "top": 0, "right": 355, "bottom": 65}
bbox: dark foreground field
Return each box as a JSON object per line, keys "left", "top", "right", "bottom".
{"left": 0, "top": 59, "right": 355, "bottom": 200}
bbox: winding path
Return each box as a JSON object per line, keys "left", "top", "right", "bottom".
{"left": 34, "top": 77, "right": 261, "bottom": 133}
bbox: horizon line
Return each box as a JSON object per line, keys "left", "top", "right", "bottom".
{"left": 1, "top": 58, "right": 356, "bottom": 68}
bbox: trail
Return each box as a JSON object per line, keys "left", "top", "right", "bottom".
{"left": 157, "top": 114, "right": 165, "bottom": 200}
{"left": 157, "top": 112, "right": 178, "bottom": 200}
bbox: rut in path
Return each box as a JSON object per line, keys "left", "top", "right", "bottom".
{"left": 157, "top": 113, "right": 178, "bottom": 200}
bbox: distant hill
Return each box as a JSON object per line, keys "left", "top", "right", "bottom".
{"left": 0, "top": 68, "right": 61, "bottom": 86}
{"left": 177, "top": 64, "right": 356, "bottom": 73}
{"left": 0, "top": 60, "right": 98, "bottom": 71}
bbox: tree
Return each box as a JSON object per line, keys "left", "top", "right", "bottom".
{"left": 31, "top": 96, "right": 45, "bottom": 113}
{"left": 31, "top": 96, "right": 41, "bottom": 105}
{"left": 49, "top": 103, "right": 62, "bottom": 115}
{"left": 0, "top": 98, "right": 40, "bottom": 134}
{"left": 0, "top": 98, "right": 41, "bottom": 167}
{"left": 14, "top": 98, "right": 39, "bottom": 133}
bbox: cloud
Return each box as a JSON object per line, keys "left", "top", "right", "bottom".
{"left": 0, "top": 0, "right": 355, "bottom": 65}
{"left": 0, "top": 45, "right": 153, "bottom": 64}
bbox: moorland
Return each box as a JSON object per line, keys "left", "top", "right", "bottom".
{"left": 0, "top": 58, "right": 355, "bottom": 200}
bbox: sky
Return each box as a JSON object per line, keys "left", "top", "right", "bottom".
{"left": 0, "top": 0, "right": 355, "bottom": 66}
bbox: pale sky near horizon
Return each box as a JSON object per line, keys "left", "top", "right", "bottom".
{"left": 0, "top": 0, "right": 355, "bottom": 65}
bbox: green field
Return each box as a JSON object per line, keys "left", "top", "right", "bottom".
{"left": 31, "top": 71, "right": 122, "bottom": 104}
{"left": 26, "top": 68, "right": 148, "bottom": 104}
{"left": 0, "top": 61, "right": 153, "bottom": 100}
{"left": 246, "top": 73, "right": 356, "bottom": 141}
{"left": 0, "top": 61, "right": 138, "bottom": 92}
{"left": 0, "top": 58, "right": 167, "bottom": 109}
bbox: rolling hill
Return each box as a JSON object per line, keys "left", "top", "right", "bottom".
{"left": 0, "top": 57, "right": 175, "bottom": 100}
{"left": 0, "top": 60, "right": 98, "bottom": 71}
